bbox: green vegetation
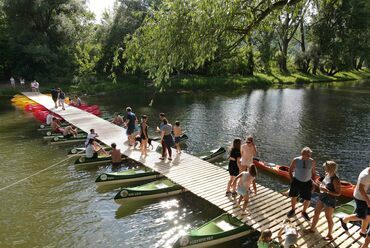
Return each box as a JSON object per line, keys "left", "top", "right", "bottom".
{"left": 0, "top": 0, "right": 368, "bottom": 92}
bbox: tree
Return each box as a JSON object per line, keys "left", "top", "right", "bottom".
{"left": 2, "top": 0, "right": 91, "bottom": 81}
{"left": 124, "top": 0, "right": 305, "bottom": 89}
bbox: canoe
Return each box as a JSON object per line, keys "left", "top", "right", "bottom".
{"left": 334, "top": 200, "right": 356, "bottom": 218}
{"left": 198, "top": 147, "right": 227, "bottom": 163}
{"left": 254, "top": 160, "right": 355, "bottom": 198}
{"left": 114, "top": 178, "right": 185, "bottom": 204}
{"left": 172, "top": 213, "right": 253, "bottom": 248}
{"left": 74, "top": 153, "right": 126, "bottom": 166}
{"left": 95, "top": 166, "right": 162, "bottom": 186}
{"left": 37, "top": 122, "right": 68, "bottom": 131}
{"left": 43, "top": 133, "right": 87, "bottom": 141}
{"left": 67, "top": 145, "right": 110, "bottom": 156}
{"left": 49, "top": 136, "right": 87, "bottom": 145}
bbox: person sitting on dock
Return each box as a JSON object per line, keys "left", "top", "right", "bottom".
{"left": 124, "top": 107, "right": 136, "bottom": 146}
{"left": 257, "top": 229, "right": 278, "bottom": 248}
{"left": 277, "top": 219, "right": 298, "bottom": 248}
{"left": 233, "top": 163, "right": 257, "bottom": 214}
{"left": 287, "top": 147, "right": 316, "bottom": 221}
{"left": 307, "top": 161, "right": 341, "bottom": 241}
{"left": 226, "top": 138, "right": 241, "bottom": 197}
{"left": 63, "top": 125, "right": 78, "bottom": 138}
{"left": 240, "top": 135, "right": 257, "bottom": 171}
{"left": 340, "top": 166, "right": 370, "bottom": 237}
{"left": 111, "top": 112, "right": 124, "bottom": 126}
{"left": 110, "top": 143, "right": 122, "bottom": 166}
{"left": 71, "top": 95, "right": 82, "bottom": 107}
{"left": 51, "top": 117, "right": 63, "bottom": 133}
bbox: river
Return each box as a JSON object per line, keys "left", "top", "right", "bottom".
{"left": 0, "top": 80, "right": 369, "bottom": 247}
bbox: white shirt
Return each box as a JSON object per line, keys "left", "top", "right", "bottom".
{"left": 85, "top": 133, "right": 97, "bottom": 146}
{"left": 354, "top": 168, "right": 370, "bottom": 201}
{"left": 34, "top": 82, "right": 39, "bottom": 88}
{"left": 46, "top": 114, "right": 53, "bottom": 125}
{"left": 85, "top": 144, "right": 94, "bottom": 158}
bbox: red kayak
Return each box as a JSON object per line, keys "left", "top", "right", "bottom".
{"left": 253, "top": 160, "right": 355, "bottom": 199}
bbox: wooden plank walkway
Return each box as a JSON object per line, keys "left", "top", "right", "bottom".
{"left": 22, "top": 92, "right": 364, "bottom": 248}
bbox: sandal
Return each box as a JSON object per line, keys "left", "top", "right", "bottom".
{"left": 231, "top": 192, "right": 238, "bottom": 197}
{"left": 159, "top": 157, "right": 165, "bottom": 160}
{"left": 323, "top": 236, "right": 333, "bottom": 241}
{"left": 168, "top": 157, "right": 172, "bottom": 161}
{"left": 225, "top": 191, "right": 232, "bottom": 196}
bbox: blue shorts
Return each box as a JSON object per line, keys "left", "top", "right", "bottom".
{"left": 175, "top": 136, "right": 181, "bottom": 144}
{"left": 355, "top": 198, "right": 370, "bottom": 219}
{"left": 237, "top": 185, "right": 250, "bottom": 196}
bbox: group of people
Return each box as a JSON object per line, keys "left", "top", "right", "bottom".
{"left": 224, "top": 141, "right": 370, "bottom": 248}
{"left": 119, "top": 107, "right": 183, "bottom": 159}
{"left": 9, "top": 76, "right": 37, "bottom": 92}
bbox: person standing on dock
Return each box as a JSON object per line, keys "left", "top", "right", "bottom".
{"left": 140, "top": 115, "right": 149, "bottom": 156}
{"left": 287, "top": 147, "right": 316, "bottom": 221}
{"left": 241, "top": 136, "right": 258, "bottom": 171}
{"left": 307, "top": 161, "right": 341, "bottom": 241}
{"left": 20, "top": 78, "right": 25, "bottom": 89}
{"left": 124, "top": 107, "right": 136, "bottom": 146}
{"left": 160, "top": 118, "right": 175, "bottom": 160}
{"left": 340, "top": 166, "right": 370, "bottom": 237}
{"left": 51, "top": 87, "right": 59, "bottom": 108}
{"left": 10, "top": 77, "right": 15, "bottom": 88}
{"left": 173, "top": 121, "right": 183, "bottom": 154}
{"left": 57, "top": 88, "right": 66, "bottom": 110}
{"left": 226, "top": 138, "right": 242, "bottom": 197}
{"left": 156, "top": 113, "right": 167, "bottom": 158}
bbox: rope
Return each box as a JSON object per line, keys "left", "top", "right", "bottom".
{"left": 0, "top": 153, "right": 81, "bottom": 192}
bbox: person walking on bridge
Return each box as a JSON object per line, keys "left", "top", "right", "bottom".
{"left": 124, "top": 107, "right": 136, "bottom": 146}
{"left": 287, "top": 147, "right": 317, "bottom": 221}
{"left": 51, "top": 87, "right": 59, "bottom": 108}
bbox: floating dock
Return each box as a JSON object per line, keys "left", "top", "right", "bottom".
{"left": 22, "top": 92, "right": 364, "bottom": 247}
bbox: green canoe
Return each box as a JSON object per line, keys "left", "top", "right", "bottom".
{"left": 172, "top": 213, "right": 253, "bottom": 248}
{"left": 334, "top": 200, "right": 356, "bottom": 218}
{"left": 43, "top": 133, "right": 87, "bottom": 141}
{"left": 95, "top": 166, "right": 162, "bottom": 186}
{"left": 114, "top": 178, "right": 185, "bottom": 204}
{"left": 49, "top": 135, "right": 87, "bottom": 145}
{"left": 37, "top": 122, "right": 69, "bottom": 131}
{"left": 74, "top": 153, "right": 126, "bottom": 166}
{"left": 67, "top": 145, "right": 111, "bottom": 157}
{"left": 198, "top": 147, "right": 227, "bottom": 163}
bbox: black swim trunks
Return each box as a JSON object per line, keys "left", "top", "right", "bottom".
{"left": 289, "top": 178, "right": 312, "bottom": 201}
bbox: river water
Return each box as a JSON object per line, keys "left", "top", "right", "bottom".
{"left": 0, "top": 80, "right": 369, "bottom": 248}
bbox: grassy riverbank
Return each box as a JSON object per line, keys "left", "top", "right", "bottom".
{"left": 1, "top": 69, "right": 369, "bottom": 96}
{"left": 168, "top": 69, "right": 370, "bottom": 90}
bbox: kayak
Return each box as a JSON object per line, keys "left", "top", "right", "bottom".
{"left": 43, "top": 133, "right": 87, "bottom": 141}
{"left": 334, "top": 200, "right": 355, "bottom": 218}
{"left": 114, "top": 178, "right": 185, "bottom": 204}
{"left": 95, "top": 166, "right": 162, "bottom": 186}
{"left": 198, "top": 147, "right": 227, "bottom": 163}
{"left": 254, "top": 160, "right": 356, "bottom": 198}
{"left": 172, "top": 213, "right": 253, "bottom": 248}
{"left": 74, "top": 153, "right": 126, "bottom": 166}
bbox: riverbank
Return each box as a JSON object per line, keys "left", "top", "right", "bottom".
{"left": 1, "top": 69, "right": 369, "bottom": 96}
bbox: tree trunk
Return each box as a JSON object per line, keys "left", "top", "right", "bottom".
{"left": 279, "top": 40, "right": 289, "bottom": 74}
{"left": 300, "top": 19, "right": 306, "bottom": 53}
{"left": 356, "top": 57, "right": 364, "bottom": 70}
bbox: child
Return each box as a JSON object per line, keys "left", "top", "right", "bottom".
{"left": 173, "top": 121, "right": 183, "bottom": 153}
{"left": 258, "top": 229, "right": 273, "bottom": 248}
{"left": 226, "top": 138, "right": 241, "bottom": 197}
{"left": 140, "top": 115, "right": 149, "bottom": 156}
{"left": 233, "top": 163, "right": 257, "bottom": 214}
{"left": 277, "top": 219, "right": 298, "bottom": 248}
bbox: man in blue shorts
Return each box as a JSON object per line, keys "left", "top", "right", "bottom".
{"left": 124, "top": 107, "right": 136, "bottom": 146}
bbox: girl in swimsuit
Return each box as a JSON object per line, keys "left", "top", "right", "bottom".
{"left": 226, "top": 138, "right": 241, "bottom": 197}
{"left": 240, "top": 136, "right": 257, "bottom": 171}
{"left": 233, "top": 164, "right": 257, "bottom": 214}
{"left": 140, "top": 115, "right": 149, "bottom": 156}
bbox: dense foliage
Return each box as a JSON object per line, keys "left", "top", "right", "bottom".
{"left": 0, "top": 0, "right": 368, "bottom": 88}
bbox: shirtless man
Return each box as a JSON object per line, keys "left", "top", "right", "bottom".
{"left": 173, "top": 121, "right": 183, "bottom": 153}
{"left": 63, "top": 125, "right": 78, "bottom": 138}
{"left": 111, "top": 113, "right": 124, "bottom": 126}
{"left": 240, "top": 136, "right": 257, "bottom": 171}
{"left": 110, "top": 143, "right": 122, "bottom": 166}
{"left": 51, "top": 118, "right": 63, "bottom": 133}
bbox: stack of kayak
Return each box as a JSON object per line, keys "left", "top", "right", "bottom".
{"left": 253, "top": 159, "right": 356, "bottom": 198}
